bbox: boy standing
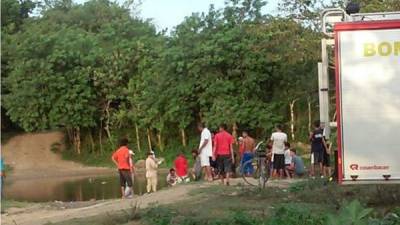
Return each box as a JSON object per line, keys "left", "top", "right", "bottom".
{"left": 111, "top": 138, "right": 133, "bottom": 198}
{"left": 269, "top": 124, "right": 287, "bottom": 178}
{"left": 242, "top": 131, "right": 255, "bottom": 176}
{"left": 309, "top": 120, "right": 328, "bottom": 178}
{"left": 284, "top": 142, "right": 292, "bottom": 178}
{"left": 213, "top": 124, "right": 234, "bottom": 186}
{"left": 197, "top": 122, "right": 213, "bottom": 181}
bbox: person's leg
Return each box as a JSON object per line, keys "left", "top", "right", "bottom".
{"left": 319, "top": 162, "right": 324, "bottom": 177}
{"left": 201, "top": 166, "right": 207, "bottom": 180}
{"left": 310, "top": 153, "right": 315, "bottom": 177}
{"left": 152, "top": 176, "right": 158, "bottom": 192}
{"left": 146, "top": 178, "right": 152, "bottom": 193}
{"left": 206, "top": 166, "right": 212, "bottom": 181}
{"left": 285, "top": 167, "right": 291, "bottom": 178}
{"left": 278, "top": 169, "right": 283, "bottom": 178}
{"left": 125, "top": 171, "right": 133, "bottom": 197}
{"left": 225, "top": 156, "right": 233, "bottom": 185}
{"left": 217, "top": 156, "right": 225, "bottom": 184}
{"left": 279, "top": 155, "right": 284, "bottom": 179}
{"left": 119, "top": 170, "right": 126, "bottom": 198}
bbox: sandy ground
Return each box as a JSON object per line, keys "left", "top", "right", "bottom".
{"left": 1, "top": 178, "right": 298, "bottom": 225}
{"left": 1, "top": 132, "right": 114, "bottom": 180}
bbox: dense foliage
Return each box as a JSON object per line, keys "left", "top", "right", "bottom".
{"left": 2, "top": 0, "right": 399, "bottom": 156}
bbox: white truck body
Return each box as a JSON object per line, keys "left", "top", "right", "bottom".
{"left": 334, "top": 20, "right": 400, "bottom": 183}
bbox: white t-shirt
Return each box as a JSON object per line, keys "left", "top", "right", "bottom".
{"left": 199, "top": 128, "right": 212, "bottom": 157}
{"left": 270, "top": 132, "right": 287, "bottom": 154}
{"left": 284, "top": 149, "right": 292, "bottom": 165}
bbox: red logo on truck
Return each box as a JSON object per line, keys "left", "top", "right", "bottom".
{"left": 350, "top": 164, "right": 358, "bottom": 170}
{"left": 350, "top": 164, "right": 389, "bottom": 170}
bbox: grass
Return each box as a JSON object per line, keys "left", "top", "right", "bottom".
{"left": 61, "top": 140, "right": 199, "bottom": 169}
{"left": 1, "top": 199, "right": 33, "bottom": 212}
{"left": 46, "top": 179, "right": 400, "bottom": 225}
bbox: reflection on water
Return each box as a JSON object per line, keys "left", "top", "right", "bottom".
{"left": 4, "top": 173, "right": 167, "bottom": 202}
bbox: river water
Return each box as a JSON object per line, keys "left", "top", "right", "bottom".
{"left": 4, "top": 173, "right": 168, "bottom": 202}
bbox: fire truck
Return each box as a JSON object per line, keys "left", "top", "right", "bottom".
{"left": 320, "top": 4, "right": 400, "bottom": 184}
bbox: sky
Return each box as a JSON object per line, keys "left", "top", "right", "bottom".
{"left": 138, "top": 0, "right": 279, "bottom": 31}
{"left": 74, "top": 0, "right": 279, "bottom": 31}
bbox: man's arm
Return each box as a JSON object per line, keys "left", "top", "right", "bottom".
{"left": 111, "top": 155, "right": 118, "bottom": 168}
{"left": 230, "top": 143, "right": 235, "bottom": 163}
{"left": 212, "top": 137, "right": 217, "bottom": 160}
{"left": 322, "top": 138, "right": 329, "bottom": 153}
{"left": 198, "top": 139, "right": 209, "bottom": 154}
{"left": 268, "top": 135, "right": 273, "bottom": 146}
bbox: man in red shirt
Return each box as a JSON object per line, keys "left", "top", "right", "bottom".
{"left": 111, "top": 138, "right": 133, "bottom": 198}
{"left": 174, "top": 153, "right": 189, "bottom": 182}
{"left": 213, "top": 124, "right": 234, "bottom": 185}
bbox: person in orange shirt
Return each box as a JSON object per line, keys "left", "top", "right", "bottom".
{"left": 111, "top": 138, "right": 133, "bottom": 198}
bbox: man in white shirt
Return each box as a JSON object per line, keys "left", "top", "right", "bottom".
{"left": 197, "top": 122, "right": 213, "bottom": 182}
{"left": 269, "top": 124, "right": 287, "bottom": 178}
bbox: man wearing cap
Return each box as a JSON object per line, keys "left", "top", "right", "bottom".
{"left": 145, "top": 151, "right": 159, "bottom": 193}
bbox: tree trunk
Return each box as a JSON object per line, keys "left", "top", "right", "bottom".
{"left": 232, "top": 122, "right": 238, "bottom": 144}
{"left": 135, "top": 122, "right": 141, "bottom": 152}
{"left": 99, "top": 121, "right": 103, "bottom": 154}
{"left": 104, "top": 100, "right": 112, "bottom": 139}
{"left": 289, "top": 99, "right": 298, "bottom": 141}
{"left": 66, "top": 127, "right": 74, "bottom": 146}
{"left": 88, "top": 130, "right": 95, "bottom": 153}
{"left": 74, "top": 127, "right": 81, "bottom": 155}
{"left": 308, "top": 97, "right": 312, "bottom": 133}
{"left": 180, "top": 128, "right": 187, "bottom": 147}
{"left": 147, "top": 128, "right": 152, "bottom": 152}
{"left": 157, "top": 130, "right": 163, "bottom": 152}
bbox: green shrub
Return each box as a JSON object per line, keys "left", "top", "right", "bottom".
{"left": 266, "top": 204, "right": 325, "bottom": 225}
{"left": 327, "top": 200, "right": 372, "bottom": 225}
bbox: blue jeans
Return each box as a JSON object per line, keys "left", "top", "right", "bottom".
{"left": 240, "top": 152, "right": 254, "bottom": 175}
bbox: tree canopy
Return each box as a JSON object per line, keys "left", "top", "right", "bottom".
{"left": 2, "top": 0, "right": 397, "bottom": 154}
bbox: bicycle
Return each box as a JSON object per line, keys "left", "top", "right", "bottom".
{"left": 241, "top": 141, "right": 271, "bottom": 188}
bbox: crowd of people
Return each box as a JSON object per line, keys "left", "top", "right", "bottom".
{"left": 111, "top": 121, "right": 332, "bottom": 198}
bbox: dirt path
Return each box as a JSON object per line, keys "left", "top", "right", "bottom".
{"left": 1, "top": 182, "right": 206, "bottom": 225}
{"left": 1, "top": 179, "right": 298, "bottom": 225}
{"left": 1, "top": 131, "right": 113, "bottom": 180}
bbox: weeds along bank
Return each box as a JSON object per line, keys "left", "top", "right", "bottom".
{"left": 44, "top": 180, "right": 400, "bottom": 225}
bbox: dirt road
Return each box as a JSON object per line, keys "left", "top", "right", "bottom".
{"left": 1, "top": 131, "right": 113, "bottom": 180}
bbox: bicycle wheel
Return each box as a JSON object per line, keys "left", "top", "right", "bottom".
{"left": 241, "top": 159, "right": 260, "bottom": 186}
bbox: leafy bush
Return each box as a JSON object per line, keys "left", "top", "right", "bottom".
{"left": 266, "top": 204, "right": 325, "bottom": 225}
{"left": 327, "top": 200, "right": 372, "bottom": 225}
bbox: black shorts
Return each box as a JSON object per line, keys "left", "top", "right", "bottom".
{"left": 217, "top": 155, "right": 232, "bottom": 174}
{"left": 210, "top": 157, "right": 217, "bottom": 169}
{"left": 313, "top": 151, "right": 324, "bottom": 164}
{"left": 273, "top": 154, "right": 285, "bottom": 170}
{"left": 323, "top": 152, "right": 330, "bottom": 167}
{"left": 119, "top": 169, "right": 133, "bottom": 187}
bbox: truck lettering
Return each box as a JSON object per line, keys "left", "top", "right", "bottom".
{"left": 364, "top": 41, "right": 400, "bottom": 57}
